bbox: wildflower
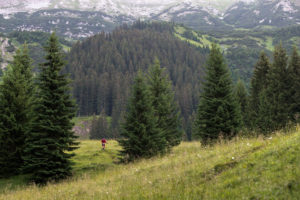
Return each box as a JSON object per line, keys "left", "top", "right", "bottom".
{"left": 232, "top": 157, "right": 235, "bottom": 160}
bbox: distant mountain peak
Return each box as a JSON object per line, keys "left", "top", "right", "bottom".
{"left": 0, "top": 0, "right": 299, "bottom": 39}
{"left": 0, "top": 0, "right": 257, "bottom": 17}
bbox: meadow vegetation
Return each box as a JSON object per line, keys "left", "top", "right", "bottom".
{"left": 1, "top": 126, "right": 300, "bottom": 199}
{"left": 0, "top": 22, "right": 299, "bottom": 198}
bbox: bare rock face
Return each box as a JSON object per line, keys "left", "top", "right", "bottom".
{"left": 72, "top": 120, "right": 92, "bottom": 139}
{"left": 0, "top": 37, "right": 14, "bottom": 69}
{"left": 0, "top": 0, "right": 299, "bottom": 39}
{"left": 0, "top": 0, "right": 252, "bottom": 17}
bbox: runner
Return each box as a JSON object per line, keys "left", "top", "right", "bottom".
{"left": 101, "top": 138, "right": 107, "bottom": 150}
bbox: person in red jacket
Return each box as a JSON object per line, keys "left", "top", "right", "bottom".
{"left": 101, "top": 138, "right": 107, "bottom": 150}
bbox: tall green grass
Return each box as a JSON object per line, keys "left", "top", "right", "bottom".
{"left": 1, "top": 127, "right": 300, "bottom": 199}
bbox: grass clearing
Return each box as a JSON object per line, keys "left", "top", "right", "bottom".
{"left": 174, "top": 26, "right": 185, "bottom": 34}
{"left": 200, "top": 35, "right": 212, "bottom": 47}
{"left": 1, "top": 127, "right": 300, "bottom": 199}
{"left": 265, "top": 36, "right": 274, "bottom": 51}
{"left": 174, "top": 33, "right": 203, "bottom": 47}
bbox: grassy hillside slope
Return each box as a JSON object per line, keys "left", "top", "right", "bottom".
{"left": 1, "top": 127, "right": 300, "bottom": 199}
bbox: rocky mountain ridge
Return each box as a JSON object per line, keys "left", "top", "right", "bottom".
{"left": 0, "top": 0, "right": 299, "bottom": 38}
{"left": 0, "top": 0, "right": 256, "bottom": 18}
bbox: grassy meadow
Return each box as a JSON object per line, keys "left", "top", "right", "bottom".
{"left": 1, "top": 127, "right": 300, "bottom": 199}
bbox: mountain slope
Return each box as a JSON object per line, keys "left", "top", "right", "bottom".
{"left": 173, "top": 24, "right": 300, "bottom": 83}
{"left": 224, "top": 0, "right": 300, "bottom": 28}
{"left": 0, "top": 31, "right": 72, "bottom": 69}
{"left": 1, "top": 0, "right": 300, "bottom": 38}
{"left": 0, "top": 0, "right": 256, "bottom": 17}
{"left": 1, "top": 127, "right": 300, "bottom": 199}
{"left": 65, "top": 22, "right": 208, "bottom": 139}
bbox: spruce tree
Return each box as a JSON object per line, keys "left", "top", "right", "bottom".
{"left": 256, "top": 89, "right": 273, "bottom": 133}
{"left": 193, "top": 44, "right": 241, "bottom": 143}
{"left": 147, "top": 58, "right": 182, "bottom": 149}
{"left": 23, "top": 33, "right": 78, "bottom": 184}
{"left": 234, "top": 79, "right": 248, "bottom": 127}
{"left": 90, "top": 114, "right": 110, "bottom": 139}
{"left": 265, "top": 43, "right": 291, "bottom": 131}
{"left": 289, "top": 46, "right": 300, "bottom": 122}
{"left": 0, "top": 45, "right": 34, "bottom": 177}
{"left": 119, "top": 71, "right": 165, "bottom": 162}
{"left": 248, "top": 51, "right": 270, "bottom": 129}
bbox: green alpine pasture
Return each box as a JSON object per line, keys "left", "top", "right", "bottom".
{"left": 1, "top": 126, "right": 300, "bottom": 199}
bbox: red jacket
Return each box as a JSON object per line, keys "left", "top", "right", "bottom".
{"left": 101, "top": 139, "right": 107, "bottom": 143}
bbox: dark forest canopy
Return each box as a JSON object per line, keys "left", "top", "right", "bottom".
{"left": 65, "top": 22, "right": 209, "bottom": 139}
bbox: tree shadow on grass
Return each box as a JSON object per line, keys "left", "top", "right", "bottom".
{"left": 0, "top": 174, "right": 30, "bottom": 193}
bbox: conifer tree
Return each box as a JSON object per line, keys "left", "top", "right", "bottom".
{"left": 147, "top": 58, "right": 182, "bottom": 149}
{"left": 248, "top": 51, "right": 270, "bottom": 129}
{"left": 0, "top": 45, "right": 34, "bottom": 177}
{"left": 119, "top": 71, "right": 165, "bottom": 162}
{"left": 289, "top": 46, "right": 300, "bottom": 122}
{"left": 193, "top": 44, "right": 241, "bottom": 143}
{"left": 23, "top": 33, "right": 78, "bottom": 184}
{"left": 264, "top": 43, "right": 291, "bottom": 131}
{"left": 234, "top": 79, "right": 248, "bottom": 126}
{"left": 90, "top": 114, "right": 110, "bottom": 139}
{"left": 256, "top": 89, "right": 273, "bottom": 133}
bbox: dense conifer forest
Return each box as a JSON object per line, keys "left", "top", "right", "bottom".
{"left": 63, "top": 22, "right": 300, "bottom": 140}
{"left": 66, "top": 22, "right": 209, "bottom": 139}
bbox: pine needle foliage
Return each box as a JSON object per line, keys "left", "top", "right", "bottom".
{"left": 119, "top": 71, "right": 165, "bottom": 162}
{"left": 289, "top": 46, "right": 300, "bottom": 122}
{"left": 147, "top": 58, "right": 182, "bottom": 149}
{"left": 264, "top": 43, "right": 292, "bottom": 131}
{"left": 0, "top": 45, "right": 34, "bottom": 177}
{"left": 22, "top": 32, "right": 78, "bottom": 184}
{"left": 234, "top": 79, "right": 248, "bottom": 126}
{"left": 248, "top": 51, "right": 271, "bottom": 129}
{"left": 194, "top": 44, "right": 241, "bottom": 143}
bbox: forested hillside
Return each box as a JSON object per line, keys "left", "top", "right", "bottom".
{"left": 2, "top": 22, "right": 300, "bottom": 139}
{"left": 64, "top": 22, "right": 300, "bottom": 139}
{"left": 174, "top": 25, "right": 300, "bottom": 84}
{"left": 1, "top": 1, "right": 300, "bottom": 197}
{"left": 66, "top": 22, "right": 209, "bottom": 139}
{"left": 0, "top": 31, "right": 72, "bottom": 69}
